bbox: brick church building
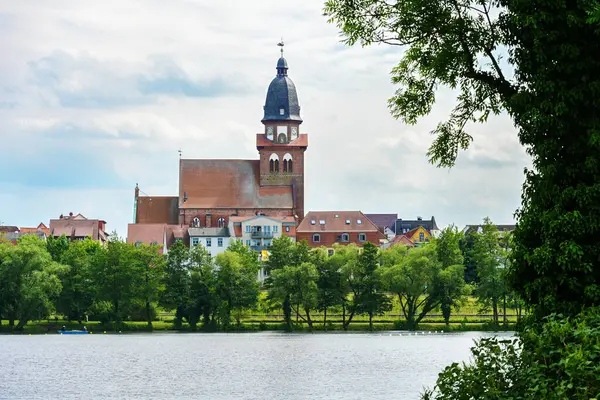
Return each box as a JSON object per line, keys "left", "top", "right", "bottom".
{"left": 130, "top": 49, "right": 308, "bottom": 242}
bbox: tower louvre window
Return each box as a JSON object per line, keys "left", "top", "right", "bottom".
{"left": 279, "top": 108, "right": 284, "bottom": 115}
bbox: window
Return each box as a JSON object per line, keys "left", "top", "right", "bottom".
{"left": 245, "top": 225, "right": 250, "bottom": 233}
{"left": 313, "top": 234, "right": 320, "bottom": 243}
{"left": 265, "top": 225, "right": 271, "bottom": 232}
{"left": 218, "top": 238, "right": 223, "bottom": 247}
{"left": 285, "top": 226, "right": 290, "bottom": 232}
{"left": 246, "top": 240, "right": 251, "bottom": 246}
{"left": 269, "top": 153, "right": 280, "bottom": 173}
{"left": 217, "top": 217, "right": 225, "bottom": 228}
{"left": 419, "top": 232, "right": 425, "bottom": 242}
{"left": 357, "top": 219, "right": 362, "bottom": 224}
{"left": 345, "top": 219, "right": 351, "bottom": 225}
{"left": 319, "top": 220, "right": 326, "bottom": 225}
{"left": 192, "top": 237, "right": 199, "bottom": 246}
{"left": 341, "top": 233, "right": 349, "bottom": 242}
{"left": 275, "top": 159, "right": 279, "bottom": 172}
{"left": 279, "top": 108, "right": 285, "bottom": 115}
{"left": 135, "top": 241, "right": 142, "bottom": 247}
{"left": 310, "top": 220, "right": 316, "bottom": 225}
{"left": 273, "top": 226, "right": 278, "bottom": 233}
{"left": 359, "top": 233, "right": 367, "bottom": 242}
{"left": 283, "top": 159, "right": 288, "bottom": 172}
{"left": 206, "top": 238, "right": 212, "bottom": 247}
{"left": 288, "top": 159, "right": 293, "bottom": 173}
{"left": 193, "top": 217, "right": 200, "bottom": 227}
{"left": 328, "top": 249, "right": 334, "bottom": 256}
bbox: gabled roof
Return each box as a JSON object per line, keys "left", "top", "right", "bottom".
{"left": 390, "top": 234, "right": 415, "bottom": 247}
{"left": 188, "top": 227, "right": 230, "bottom": 237}
{"left": 179, "top": 159, "right": 293, "bottom": 209}
{"left": 0, "top": 226, "right": 19, "bottom": 233}
{"left": 393, "top": 216, "right": 439, "bottom": 234}
{"left": 297, "top": 211, "right": 379, "bottom": 233}
{"left": 364, "top": 213, "right": 397, "bottom": 230}
{"left": 136, "top": 196, "right": 179, "bottom": 224}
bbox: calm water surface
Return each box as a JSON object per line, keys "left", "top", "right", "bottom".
{"left": 0, "top": 331, "right": 512, "bottom": 399}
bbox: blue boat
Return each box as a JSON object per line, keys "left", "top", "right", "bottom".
{"left": 57, "top": 330, "right": 89, "bottom": 335}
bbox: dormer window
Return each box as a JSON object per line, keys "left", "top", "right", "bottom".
{"left": 319, "top": 220, "right": 326, "bottom": 225}
{"left": 279, "top": 108, "right": 285, "bottom": 115}
{"left": 310, "top": 220, "right": 316, "bottom": 225}
{"left": 357, "top": 219, "right": 362, "bottom": 224}
{"left": 345, "top": 219, "right": 351, "bottom": 225}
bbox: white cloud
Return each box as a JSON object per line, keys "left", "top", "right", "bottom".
{"left": 0, "top": 0, "right": 530, "bottom": 236}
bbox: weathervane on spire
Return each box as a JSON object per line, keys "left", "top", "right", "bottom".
{"left": 178, "top": 148, "right": 182, "bottom": 159}
{"left": 277, "top": 38, "right": 284, "bottom": 56}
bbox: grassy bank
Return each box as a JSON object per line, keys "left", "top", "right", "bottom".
{"left": 1, "top": 317, "right": 516, "bottom": 335}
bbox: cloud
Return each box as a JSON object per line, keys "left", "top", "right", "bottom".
{"left": 0, "top": 0, "right": 530, "bottom": 237}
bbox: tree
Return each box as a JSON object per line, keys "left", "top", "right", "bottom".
{"left": 381, "top": 244, "right": 440, "bottom": 330}
{"left": 354, "top": 242, "right": 391, "bottom": 330}
{"left": 323, "top": 0, "right": 600, "bottom": 322}
{"left": 471, "top": 218, "right": 504, "bottom": 325}
{"left": 0, "top": 235, "right": 66, "bottom": 330}
{"left": 268, "top": 262, "right": 319, "bottom": 330}
{"left": 56, "top": 238, "right": 102, "bottom": 323}
{"left": 132, "top": 243, "right": 165, "bottom": 328}
{"left": 187, "top": 243, "right": 217, "bottom": 330}
{"left": 159, "top": 240, "right": 191, "bottom": 329}
{"left": 215, "top": 250, "right": 260, "bottom": 327}
{"left": 312, "top": 248, "right": 344, "bottom": 329}
{"left": 433, "top": 226, "right": 470, "bottom": 325}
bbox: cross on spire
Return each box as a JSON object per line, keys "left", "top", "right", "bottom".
{"left": 277, "top": 38, "right": 284, "bottom": 57}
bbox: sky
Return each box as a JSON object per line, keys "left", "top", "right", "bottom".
{"left": 0, "top": 0, "right": 530, "bottom": 238}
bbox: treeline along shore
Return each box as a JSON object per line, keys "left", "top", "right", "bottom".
{"left": 0, "top": 218, "right": 521, "bottom": 334}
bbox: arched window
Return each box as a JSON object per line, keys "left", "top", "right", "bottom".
{"left": 269, "top": 153, "right": 280, "bottom": 173}
{"left": 312, "top": 234, "right": 320, "bottom": 243}
{"left": 217, "top": 217, "right": 225, "bottom": 228}
{"left": 192, "top": 217, "right": 200, "bottom": 228}
{"left": 283, "top": 153, "right": 293, "bottom": 174}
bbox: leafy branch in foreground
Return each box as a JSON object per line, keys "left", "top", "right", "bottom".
{"left": 323, "top": 0, "right": 517, "bottom": 167}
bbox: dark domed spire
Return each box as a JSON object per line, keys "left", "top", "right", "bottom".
{"left": 262, "top": 42, "right": 302, "bottom": 124}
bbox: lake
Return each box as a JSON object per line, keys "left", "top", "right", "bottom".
{"left": 0, "top": 331, "right": 513, "bottom": 399}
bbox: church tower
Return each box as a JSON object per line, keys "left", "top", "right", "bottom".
{"left": 257, "top": 44, "right": 308, "bottom": 220}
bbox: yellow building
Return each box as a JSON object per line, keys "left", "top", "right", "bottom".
{"left": 406, "top": 226, "right": 432, "bottom": 245}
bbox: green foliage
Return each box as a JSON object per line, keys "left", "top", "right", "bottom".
{"left": 423, "top": 308, "right": 600, "bottom": 399}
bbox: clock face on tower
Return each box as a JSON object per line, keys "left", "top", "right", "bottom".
{"left": 291, "top": 127, "right": 298, "bottom": 140}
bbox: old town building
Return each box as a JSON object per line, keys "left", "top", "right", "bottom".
{"left": 129, "top": 48, "right": 307, "bottom": 249}
{"left": 49, "top": 212, "right": 109, "bottom": 244}
{"left": 296, "top": 211, "right": 385, "bottom": 249}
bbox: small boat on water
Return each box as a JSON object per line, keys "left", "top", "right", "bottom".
{"left": 57, "top": 330, "right": 89, "bottom": 335}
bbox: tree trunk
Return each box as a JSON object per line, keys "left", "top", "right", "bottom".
{"left": 146, "top": 299, "right": 152, "bottom": 329}
{"left": 283, "top": 295, "right": 292, "bottom": 331}
{"left": 369, "top": 312, "right": 373, "bottom": 331}
{"left": 9, "top": 317, "right": 14, "bottom": 328}
{"left": 342, "top": 303, "right": 346, "bottom": 331}
{"left": 503, "top": 295, "right": 507, "bottom": 327}
{"left": 323, "top": 307, "right": 328, "bottom": 330}
{"left": 492, "top": 300, "right": 498, "bottom": 326}
{"left": 305, "top": 308, "right": 313, "bottom": 331}
{"left": 296, "top": 301, "right": 300, "bottom": 323}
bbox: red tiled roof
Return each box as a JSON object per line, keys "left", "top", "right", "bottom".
{"left": 136, "top": 196, "right": 179, "bottom": 224}
{"left": 390, "top": 234, "right": 415, "bottom": 247}
{"left": 229, "top": 215, "right": 295, "bottom": 223}
{"left": 256, "top": 133, "right": 308, "bottom": 148}
{"left": 297, "top": 211, "right": 380, "bottom": 233}
{"left": 49, "top": 218, "right": 103, "bottom": 240}
{"left": 127, "top": 224, "right": 166, "bottom": 246}
{"left": 179, "top": 159, "right": 293, "bottom": 209}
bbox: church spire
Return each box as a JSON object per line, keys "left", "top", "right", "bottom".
{"left": 276, "top": 39, "right": 288, "bottom": 76}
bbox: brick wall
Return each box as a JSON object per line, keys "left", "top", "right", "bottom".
{"left": 179, "top": 208, "right": 294, "bottom": 226}
{"left": 296, "top": 231, "right": 383, "bottom": 248}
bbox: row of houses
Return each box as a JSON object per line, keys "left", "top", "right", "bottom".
{"left": 0, "top": 212, "right": 109, "bottom": 245}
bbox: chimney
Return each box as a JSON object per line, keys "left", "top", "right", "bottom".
{"left": 206, "top": 214, "right": 212, "bottom": 228}
{"left": 417, "top": 216, "right": 422, "bottom": 221}
{"left": 135, "top": 183, "right": 139, "bottom": 199}
{"left": 59, "top": 214, "right": 64, "bottom": 219}
{"left": 69, "top": 212, "right": 73, "bottom": 218}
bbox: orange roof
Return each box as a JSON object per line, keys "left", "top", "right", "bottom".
{"left": 297, "top": 211, "right": 380, "bottom": 233}
{"left": 179, "top": 159, "right": 293, "bottom": 209}
{"left": 136, "top": 196, "right": 179, "bottom": 224}
{"left": 19, "top": 222, "right": 50, "bottom": 236}
{"left": 390, "top": 234, "right": 415, "bottom": 247}
{"left": 256, "top": 133, "right": 308, "bottom": 148}
{"left": 127, "top": 224, "right": 166, "bottom": 245}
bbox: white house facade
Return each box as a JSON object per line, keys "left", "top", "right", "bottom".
{"left": 188, "top": 227, "right": 231, "bottom": 258}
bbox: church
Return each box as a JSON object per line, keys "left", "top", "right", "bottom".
{"left": 128, "top": 48, "right": 308, "bottom": 249}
